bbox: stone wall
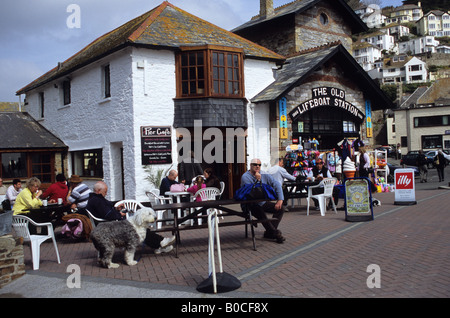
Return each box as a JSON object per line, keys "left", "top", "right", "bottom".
{"left": 0, "top": 235, "right": 25, "bottom": 288}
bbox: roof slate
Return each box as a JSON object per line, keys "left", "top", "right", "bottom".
{"left": 251, "top": 43, "right": 394, "bottom": 111}
{"left": 17, "top": 1, "right": 284, "bottom": 95}
{"left": 0, "top": 112, "right": 67, "bottom": 150}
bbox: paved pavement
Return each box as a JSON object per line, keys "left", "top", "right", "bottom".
{"left": 1, "top": 166, "right": 450, "bottom": 301}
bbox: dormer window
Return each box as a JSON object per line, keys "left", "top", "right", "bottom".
{"left": 176, "top": 46, "right": 244, "bottom": 98}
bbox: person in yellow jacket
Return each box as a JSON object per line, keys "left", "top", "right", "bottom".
{"left": 13, "top": 177, "right": 43, "bottom": 215}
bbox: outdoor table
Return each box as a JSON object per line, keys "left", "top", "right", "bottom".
{"left": 164, "top": 191, "right": 192, "bottom": 224}
{"left": 151, "top": 198, "right": 274, "bottom": 257}
{"left": 20, "top": 203, "right": 72, "bottom": 227}
{"left": 284, "top": 179, "right": 320, "bottom": 207}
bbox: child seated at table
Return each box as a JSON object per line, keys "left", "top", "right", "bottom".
{"left": 187, "top": 176, "right": 206, "bottom": 201}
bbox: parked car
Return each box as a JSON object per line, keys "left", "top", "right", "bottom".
{"left": 375, "top": 145, "right": 395, "bottom": 157}
{"left": 400, "top": 151, "right": 434, "bottom": 168}
{"left": 425, "top": 150, "right": 450, "bottom": 167}
{"left": 386, "top": 162, "right": 419, "bottom": 183}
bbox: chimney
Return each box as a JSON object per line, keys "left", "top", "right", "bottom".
{"left": 260, "top": 0, "right": 274, "bottom": 19}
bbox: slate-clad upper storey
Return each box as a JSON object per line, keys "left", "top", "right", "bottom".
{"left": 17, "top": 1, "right": 284, "bottom": 96}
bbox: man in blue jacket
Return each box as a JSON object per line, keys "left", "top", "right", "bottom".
{"left": 241, "top": 158, "right": 285, "bottom": 243}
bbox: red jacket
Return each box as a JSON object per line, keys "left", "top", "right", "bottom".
{"left": 42, "top": 181, "right": 69, "bottom": 204}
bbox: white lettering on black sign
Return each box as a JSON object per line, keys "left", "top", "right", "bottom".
{"left": 141, "top": 126, "right": 173, "bottom": 165}
{"left": 289, "top": 87, "right": 365, "bottom": 122}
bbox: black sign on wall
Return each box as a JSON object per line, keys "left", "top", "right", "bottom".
{"left": 141, "top": 126, "right": 172, "bottom": 165}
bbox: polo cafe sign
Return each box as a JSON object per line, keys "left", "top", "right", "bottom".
{"left": 141, "top": 126, "right": 173, "bottom": 165}
{"left": 289, "top": 87, "right": 365, "bottom": 122}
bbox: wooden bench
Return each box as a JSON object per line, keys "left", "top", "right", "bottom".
{"left": 150, "top": 199, "right": 277, "bottom": 257}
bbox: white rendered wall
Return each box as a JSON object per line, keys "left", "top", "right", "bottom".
{"left": 244, "top": 59, "right": 277, "bottom": 170}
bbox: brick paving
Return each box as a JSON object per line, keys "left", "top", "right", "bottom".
{"left": 3, "top": 187, "right": 450, "bottom": 298}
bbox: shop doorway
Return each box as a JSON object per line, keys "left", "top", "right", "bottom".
{"left": 177, "top": 128, "right": 247, "bottom": 199}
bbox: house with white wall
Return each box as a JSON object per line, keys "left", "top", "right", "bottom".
{"left": 16, "top": 2, "right": 284, "bottom": 201}
{"left": 417, "top": 10, "right": 450, "bottom": 37}
{"left": 368, "top": 55, "right": 428, "bottom": 85}
{"left": 398, "top": 35, "right": 440, "bottom": 55}
{"left": 354, "top": 4, "right": 386, "bottom": 29}
{"left": 353, "top": 41, "right": 383, "bottom": 71}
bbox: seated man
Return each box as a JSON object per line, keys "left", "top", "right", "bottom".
{"left": 86, "top": 181, "right": 175, "bottom": 254}
{"left": 86, "top": 181, "right": 125, "bottom": 221}
{"left": 306, "top": 159, "right": 339, "bottom": 209}
{"left": 159, "top": 169, "right": 181, "bottom": 196}
{"left": 241, "top": 158, "right": 285, "bottom": 244}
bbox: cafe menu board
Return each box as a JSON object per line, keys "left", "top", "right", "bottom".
{"left": 141, "top": 126, "right": 172, "bottom": 165}
{"left": 345, "top": 178, "right": 374, "bottom": 222}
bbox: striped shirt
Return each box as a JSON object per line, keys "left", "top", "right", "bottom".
{"left": 68, "top": 183, "right": 91, "bottom": 209}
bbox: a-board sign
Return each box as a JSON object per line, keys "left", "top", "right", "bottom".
{"left": 141, "top": 126, "right": 172, "bottom": 165}
{"left": 345, "top": 178, "right": 374, "bottom": 222}
{"left": 394, "top": 168, "right": 416, "bottom": 205}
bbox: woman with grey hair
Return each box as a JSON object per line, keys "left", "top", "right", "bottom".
{"left": 12, "top": 177, "right": 43, "bottom": 215}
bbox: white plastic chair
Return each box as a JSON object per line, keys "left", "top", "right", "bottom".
{"left": 85, "top": 209, "right": 108, "bottom": 228}
{"left": 114, "top": 199, "right": 145, "bottom": 219}
{"left": 12, "top": 215, "right": 61, "bottom": 270}
{"left": 306, "top": 178, "right": 338, "bottom": 216}
{"left": 219, "top": 181, "right": 225, "bottom": 197}
{"left": 145, "top": 190, "right": 173, "bottom": 229}
{"left": 191, "top": 187, "right": 221, "bottom": 225}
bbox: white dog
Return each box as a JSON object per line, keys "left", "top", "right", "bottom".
{"left": 90, "top": 208, "right": 156, "bottom": 268}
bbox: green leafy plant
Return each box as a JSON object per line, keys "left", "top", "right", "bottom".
{"left": 144, "top": 165, "right": 172, "bottom": 189}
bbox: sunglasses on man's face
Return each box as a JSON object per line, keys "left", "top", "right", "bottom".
{"left": 251, "top": 163, "right": 261, "bottom": 167}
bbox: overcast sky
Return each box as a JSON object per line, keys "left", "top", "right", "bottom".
{"left": 0, "top": 0, "right": 403, "bottom": 102}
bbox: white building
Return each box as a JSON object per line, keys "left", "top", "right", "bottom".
{"left": 390, "top": 78, "right": 450, "bottom": 153}
{"left": 398, "top": 36, "right": 440, "bottom": 55}
{"left": 353, "top": 42, "right": 383, "bottom": 71}
{"left": 16, "top": 2, "right": 284, "bottom": 201}
{"left": 380, "top": 23, "right": 410, "bottom": 41}
{"left": 417, "top": 10, "right": 450, "bottom": 37}
{"left": 359, "top": 31, "right": 397, "bottom": 53}
{"left": 368, "top": 55, "right": 428, "bottom": 85}
{"left": 354, "top": 4, "right": 386, "bottom": 29}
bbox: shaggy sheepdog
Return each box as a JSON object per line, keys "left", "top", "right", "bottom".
{"left": 90, "top": 208, "right": 156, "bottom": 268}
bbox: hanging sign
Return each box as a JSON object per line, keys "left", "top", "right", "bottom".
{"left": 345, "top": 178, "right": 374, "bottom": 222}
{"left": 141, "top": 126, "right": 173, "bottom": 165}
{"left": 394, "top": 169, "right": 416, "bottom": 205}
{"left": 279, "top": 97, "right": 288, "bottom": 139}
{"left": 289, "top": 87, "right": 365, "bottom": 122}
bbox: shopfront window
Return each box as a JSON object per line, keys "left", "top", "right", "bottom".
{"left": 422, "top": 135, "right": 443, "bottom": 149}
{"left": 71, "top": 149, "right": 103, "bottom": 178}
{"left": 31, "top": 153, "right": 53, "bottom": 183}
{"left": 1, "top": 152, "right": 54, "bottom": 183}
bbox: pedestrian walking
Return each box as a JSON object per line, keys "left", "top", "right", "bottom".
{"left": 417, "top": 150, "right": 428, "bottom": 183}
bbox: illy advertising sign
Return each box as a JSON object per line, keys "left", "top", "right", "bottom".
{"left": 394, "top": 169, "right": 417, "bottom": 205}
